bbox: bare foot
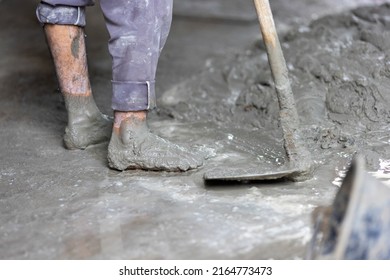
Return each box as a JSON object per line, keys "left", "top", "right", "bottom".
{"left": 107, "top": 112, "right": 204, "bottom": 171}
{"left": 63, "top": 94, "right": 112, "bottom": 149}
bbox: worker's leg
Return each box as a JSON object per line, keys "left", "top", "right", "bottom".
{"left": 100, "top": 0, "right": 204, "bottom": 171}
{"left": 37, "top": 1, "right": 111, "bottom": 150}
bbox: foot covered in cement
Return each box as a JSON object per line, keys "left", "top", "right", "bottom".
{"left": 63, "top": 94, "right": 112, "bottom": 150}
{"left": 108, "top": 120, "right": 204, "bottom": 171}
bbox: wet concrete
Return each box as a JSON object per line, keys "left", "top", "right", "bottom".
{"left": 1, "top": 0, "right": 390, "bottom": 259}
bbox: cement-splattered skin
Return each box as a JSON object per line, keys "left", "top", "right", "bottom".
{"left": 44, "top": 24, "right": 112, "bottom": 149}
{"left": 70, "top": 31, "right": 80, "bottom": 59}
{"left": 108, "top": 114, "right": 205, "bottom": 171}
{"left": 44, "top": 25, "right": 90, "bottom": 97}
{"left": 63, "top": 94, "right": 112, "bottom": 150}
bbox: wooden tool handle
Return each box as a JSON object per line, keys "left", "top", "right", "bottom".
{"left": 253, "top": 0, "right": 297, "bottom": 116}
{"left": 253, "top": 0, "right": 312, "bottom": 177}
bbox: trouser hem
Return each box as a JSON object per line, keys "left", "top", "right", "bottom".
{"left": 36, "top": 2, "right": 87, "bottom": 27}
{"left": 111, "top": 81, "right": 156, "bottom": 111}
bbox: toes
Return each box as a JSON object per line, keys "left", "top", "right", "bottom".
{"left": 188, "top": 155, "right": 204, "bottom": 170}
{"left": 176, "top": 152, "right": 203, "bottom": 171}
{"left": 168, "top": 159, "right": 188, "bottom": 172}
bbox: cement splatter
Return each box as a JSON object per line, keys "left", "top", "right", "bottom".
{"left": 159, "top": 3, "right": 390, "bottom": 174}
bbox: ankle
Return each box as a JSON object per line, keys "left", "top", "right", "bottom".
{"left": 64, "top": 93, "right": 101, "bottom": 123}
{"left": 113, "top": 111, "right": 147, "bottom": 135}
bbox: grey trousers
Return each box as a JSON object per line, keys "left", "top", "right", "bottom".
{"left": 36, "top": 0, "right": 173, "bottom": 111}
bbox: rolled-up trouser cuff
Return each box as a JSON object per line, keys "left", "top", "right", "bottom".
{"left": 41, "top": 0, "right": 95, "bottom": 6}
{"left": 111, "top": 81, "right": 156, "bottom": 111}
{"left": 36, "top": 2, "right": 87, "bottom": 27}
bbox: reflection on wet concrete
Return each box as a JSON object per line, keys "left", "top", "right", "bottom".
{"left": 1, "top": 0, "right": 390, "bottom": 259}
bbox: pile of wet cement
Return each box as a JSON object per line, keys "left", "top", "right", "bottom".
{"left": 158, "top": 4, "right": 390, "bottom": 171}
